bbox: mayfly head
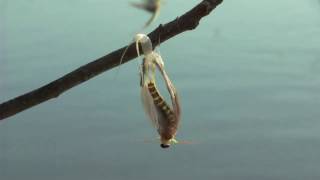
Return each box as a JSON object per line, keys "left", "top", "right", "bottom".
{"left": 143, "top": 137, "right": 192, "bottom": 148}
{"left": 160, "top": 138, "right": 178, "bottom": 149}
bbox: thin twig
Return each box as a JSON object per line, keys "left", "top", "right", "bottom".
{"left": 0, "top": 0, "right": 223, "bottom": 120}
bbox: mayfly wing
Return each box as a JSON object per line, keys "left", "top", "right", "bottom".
{"left": 141, "top": 82, "right": 160, "bottom": 129}
{"left": 164, "top": 74, "right": 181, "bottom": 120}
{"left": 140, "top": 56, "right": 160, "bottom": 130}
{"left": 153, "top": 54, "right": 181, "bottom": 118}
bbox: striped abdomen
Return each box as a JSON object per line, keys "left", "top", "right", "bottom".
{"left": 147, "top": 82, "right": 177, "bottom": 140}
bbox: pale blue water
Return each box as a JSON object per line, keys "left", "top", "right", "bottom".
{"left": 1, "top": 0, "right": 320, "bottom": 179}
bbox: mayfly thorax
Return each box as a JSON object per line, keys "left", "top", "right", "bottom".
{"left": 135, "top": 34, "right": 181, "bottom": 148}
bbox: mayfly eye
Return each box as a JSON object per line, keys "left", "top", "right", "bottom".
{"left": 160, "top": 144, "right": 170, "bottom": 148}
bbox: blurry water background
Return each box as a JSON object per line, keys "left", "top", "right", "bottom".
{"left": 1, "top": 0, "right": 320, "bottom": 179}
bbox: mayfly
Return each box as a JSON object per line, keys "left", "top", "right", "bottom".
{"left": 131, "top": 0, "right": 162, "bottom": 28}
{"left": 134, "top": 34, "right": 181, "bottom": 148}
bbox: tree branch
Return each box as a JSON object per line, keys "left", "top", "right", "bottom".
{"left": 0, "top": 0, "right": 223, "bottom": 120}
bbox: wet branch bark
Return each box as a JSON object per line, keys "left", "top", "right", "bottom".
{"left": 0, "top": 0, "right": 223, "bottom": 120}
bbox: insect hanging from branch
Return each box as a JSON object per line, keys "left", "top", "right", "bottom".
{"left": 131, "top": 0, "right": 163, "bottom": 28}
{"left": 134, "top": 33, "right": 182, "bottom": 148}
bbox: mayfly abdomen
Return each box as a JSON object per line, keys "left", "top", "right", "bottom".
{"left": 147, "top": 82, "right": 177, "bottom": 142}
{"left": 147, "top": 82, "right": 174, "bottom": 118}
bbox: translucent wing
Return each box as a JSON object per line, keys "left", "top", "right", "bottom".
{"left": 153, "top": 53, "right": 181, "bottom": 120}
{"left": 141, "top": 83, "right": 159, "bottom": 129}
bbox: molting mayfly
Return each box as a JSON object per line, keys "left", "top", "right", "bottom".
{"left": 135, "top": 34, "right": 181, "bottom": 148}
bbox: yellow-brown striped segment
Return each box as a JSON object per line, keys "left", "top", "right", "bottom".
{"left": 147, "top": 82, "right": 174, "bottom": 119}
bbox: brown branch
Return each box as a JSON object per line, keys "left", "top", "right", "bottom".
{"left": 0, "top": 0, "right": 223, "bottom": 120}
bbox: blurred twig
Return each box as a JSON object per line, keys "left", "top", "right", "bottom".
{"left": 0, "top": 0, "right": 223, "bottom": 120}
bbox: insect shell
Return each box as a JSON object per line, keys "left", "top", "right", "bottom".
{"left": 135, "top": 34, "right": 181, "bottom": 148}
